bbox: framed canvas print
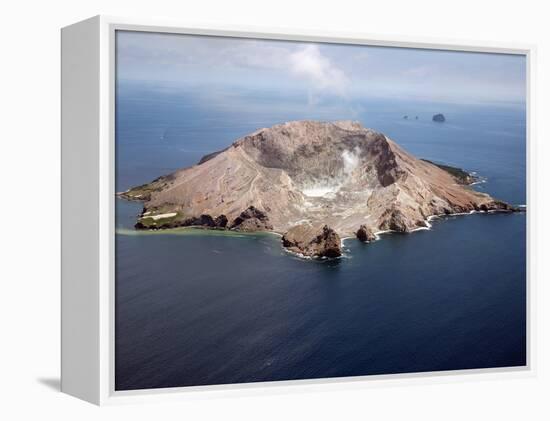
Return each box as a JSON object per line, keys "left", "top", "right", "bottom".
{"left": 61, "top": 16, "right": 534, "bottom": 405}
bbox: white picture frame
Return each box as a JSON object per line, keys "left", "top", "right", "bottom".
{"left": 61, "top": 15, "right": 536, "bottom": 405}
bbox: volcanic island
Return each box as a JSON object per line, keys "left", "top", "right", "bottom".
{"left": 119, "top": 120, "right": 520, "bottom": 258}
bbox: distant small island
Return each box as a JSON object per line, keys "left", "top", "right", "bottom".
{"left": 119, "top": 121, "right": 519, "bottom": 258}
{"left": 433, "top": 113, "right": 446, "bottom": 122}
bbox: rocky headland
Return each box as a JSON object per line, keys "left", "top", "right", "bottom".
{"left": 282, "top": 223, "right": 341, "bottom": 258}
{"left": 119, "top": 120, "right": 520, "bottom": 258}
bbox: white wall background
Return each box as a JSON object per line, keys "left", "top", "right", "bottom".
{"left": 1, "top": 0, "right": 547, "bottom": 419}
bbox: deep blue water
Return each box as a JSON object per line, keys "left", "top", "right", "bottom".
{"left": 115, "top": 82, "right": 526, "bottom": 390}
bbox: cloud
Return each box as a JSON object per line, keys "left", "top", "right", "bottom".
{"left": 289, "top": 45, "right": 349, "bottom": 99}
{"left": 117, "top": 33, "right": 350, "bottom": 102}
{"left": 116, "top": 31, "right": 526, "bottom": 105}
{"left": 403, "top": 65, "right": 434, "bottom": 78}
{"left": 217, "top": 42, "right": 350, "bottom": 100}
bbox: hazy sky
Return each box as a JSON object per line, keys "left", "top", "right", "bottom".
{"left": 116, "top": 31, "right": 526, "bottom": 106}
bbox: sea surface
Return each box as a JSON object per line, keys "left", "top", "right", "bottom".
{"left": 115, "top": 81, "right": 526, "bottom": 390}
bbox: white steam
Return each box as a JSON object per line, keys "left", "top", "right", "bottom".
{"left": 301, "top": 148, "right": 362, "bottom": 198}
{"left": 302, "top": 186, "right": 337, "bottom": 197}
{"left": 342, "top": 148, "right": 361, "bottom": 176}
{"left": 289, "top": 45, "right": 349, "bottom": 103}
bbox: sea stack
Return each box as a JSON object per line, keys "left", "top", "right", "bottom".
{"left": 282, "top": 223, "right": 342, "bottom": 258}
{"left": 356, "top": 225, "right": 376, "bottom": 242}
{"left": 432, "top": 113, "right": 446, "bottom": 122}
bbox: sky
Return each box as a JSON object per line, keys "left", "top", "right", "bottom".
{"left": 116, "top": 30, "right": 526, "bottom": 106}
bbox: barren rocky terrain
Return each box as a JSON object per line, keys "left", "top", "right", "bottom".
{"left": 120, "top": 120, "right": 519, "bottom": 257}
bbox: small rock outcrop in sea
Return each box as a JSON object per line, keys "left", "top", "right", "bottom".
{"left": 356, "top": 225, "right": 376, "bottom": 242}
{"left": 230, "top": 206, "right": 273, "bottom": 232}
{"left": 432, "top": 113, "right": 446, "bottom": 122}
{"left": 282, "top": 223, "right": 342, "bottom": 258}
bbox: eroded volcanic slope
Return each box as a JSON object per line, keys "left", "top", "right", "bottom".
{"left": 120, "top": 120, "right": 517, "bottom": 256}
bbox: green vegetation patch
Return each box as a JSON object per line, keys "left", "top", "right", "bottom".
{"left": 119, "top": 175, "right": 173, "bottom": 201}
{"left": 120, "top": 183, "right": 161, "bottom": 201}
{"left": 421, "top": 159, "right": 475, "bottom": 185}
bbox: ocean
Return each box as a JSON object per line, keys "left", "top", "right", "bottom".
{"left": 115, "top": 81, "right": 526, "bottom": 390}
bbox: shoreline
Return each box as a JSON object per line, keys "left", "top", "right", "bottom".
{"left": 117, "top": 196, "right": 525, "bottom": 261}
